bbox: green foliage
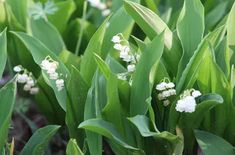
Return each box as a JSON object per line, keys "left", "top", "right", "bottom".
{"left": 195, "top": 130, "right": 235, "bottom": 155}
{"left": 20, "top": 125, "right": 60, "bottom": 155}
{"left": 0, "top": 0, "right": 235, "bottom": 154}
{"left": 0, "top": 81, "right": 16, "bottom": 153}
{"left": 66, "top": 139, "right": 84, "bottom": 155}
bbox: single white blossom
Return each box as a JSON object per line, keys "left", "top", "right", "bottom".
{"left": 41, "top": 59, "right": 51, "bottom": 70}
{"left": 117, "top": 73, "right": 127, "bottom": 81}
{"left": 111, "top": 35, "right": 121, "bottom": 43}
{"left": 17, "top": 74, "right": 28, "bottom": 83}
{"left": 26, "top": 79, "right": 35, "bottom": 87}
{"left": 156, "top": 82, "right": 167, "bottom": 91}
{"left": 23, "top": 84, "right": 32, "bottom": 91}
{"left": 166, "top": 82, "right": 175, "bottom": 89}
{"left": 114, "top": 44, "right": 123, "bottom": 51}
{"left": 49, "top": 72, "right": 59, "bottom": 80}
{"left": 97, "top": 3, "right": 107, "bottom": 10}
{"left": 127, "top": 64, "right": 136, "bottom": 72}
{"left": 168, "top": 89, "right": 176, "bottom": 96}
{"left": 56, "top": 79, "right": 64, "bottom": 91}
{"left": 163, "top": 100, "right": 170, "bottom": 106}
{"left": 13, "top": 65, "right": 22, "bottom": 72}
{"left": 158, "top": 93, "right": 165, "bottom": 100}
{"left": 102, "top": 9, "right": 110, "bottom": 16}
{"left": 192, "top": 90, "right": 201, "bottom": 98}
{"left": 87, "top": 0, "right": 101, "bottom": 7}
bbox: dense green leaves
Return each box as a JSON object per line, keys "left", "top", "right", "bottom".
{"left": 195, "top": 130, "right": 235, "bottom": 155}
{"left": 176, "top": 26, "right": 225, "bottom": 93}
{"left": 177, "top": 0, "right": 204, "bottom": 76}
{"left": 0, "top": 28, "right": 7, "bottom": 79}
{"left": 66, "top": 67, "right": 88, "bottom": 147}
{"left": 79, "top": 118, "right": 138, "bottom": 151}
{"left": 20, "top": 125, "right": 60, "bottom": 155}
{"left": 12, "top": 32, "right": 70, "bottom": 111}
{"left": 48, "top": 0, "right": 76, "bottom": 33}
{"left": 80, "top": 17, "right": 110, "bottom": 86}
{"left": 0, "top": 82, "right": 16, "bottom": 153}
{"left": 130, "top": 33, "right": 164, "bottom": 116}
{"left": 124, "top": 0, "right": 173, "bottom": 49}
{"left": 30, "top": 19, "right": 65, "bottom": 55}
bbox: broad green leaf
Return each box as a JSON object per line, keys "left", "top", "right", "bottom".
{"left": 6, "top": 0, "right": 27, "bottom": 28}
{"left": 66, "top": 67, "right": 88, "bottom": 147}
{"left": 48, "top": 0, "right": 76, "bottom": 33}
{"left": 20, "top": 125, "right": 60, "bottom": 155}
{"left": 11, "top": 31, "right": 70, "bottom": 111}
{"left": 59, "top": 50, "right": 80, "bottom": 71}
{"left": 176, "top": 26, "right": 225, "bottom": 93}
{"left": 94, "top": 54, "right": 127, "bottom": 138}
{"left": 35, "top": 76, "right": 65, "bottom": 125}
{"left": 80, "top": 17, "right": 110, "bottom": 86}
{"left": 66, "top": 139, "right": 84, "bottom": 155}
{"left": 79, "top": 118, "right": 138, "bottom": 151}
{"left": 63, "top": 18, "right": 96, "bottom": 54}
{"left": 0, "top": 28, "right": 7, "bottom": 79}
{"left": 195, "top": 130, "right": 235, "bottom": 155}
{"left": 177, "top": 0, "right": 204, "bottom": 77}
{"left": 197, "top": 44, "right": 231, "bottom": 138}
{"left": 83, "top": 73, "right": 103, "bottom": 155}
{"left": 177, "top": 0, "right": 204, "bottom": 53}
{"left": 128, "top": 115, "right": 182, "bottom": 155}
{"left": 102, "top": 4, "right": 139, "bottom": 57}
{"left": 197, "top": 44, "right": 231, "bottom": 101}
{"left": 227, "top": 2, "right": 235, "bottom": 46}
{"left": 130, "top": 33, "right": 164, "bottom": 116}
{"left": 0, "top": 82, "right": 16, "bottom": 153}
{"left": 30, "top": 18, "right": 65, "bottom": 55}
{"left": 124, "top": 0, "right": 172, "bottom": 49}
{"left": 205, "top": 1, "right": 228, "bottom": 32}
{"left": 3, "top": 1, "right": 25, "bottom": 30}
{"left": 124, "top": 1, "right": 182, "bottom": 75}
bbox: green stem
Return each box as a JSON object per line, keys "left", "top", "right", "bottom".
{"left": 75, "top": 1, "right": 88, "bottom": 56}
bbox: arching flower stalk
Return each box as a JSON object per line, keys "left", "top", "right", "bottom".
{"left": 112, "top": 33, "right": 141, "bottom": 85}
{"left": 14, "top": 65, "right": 39, "bottom": 95}
{"left": 40, "top": 56, "right": 65, "bottom": 91}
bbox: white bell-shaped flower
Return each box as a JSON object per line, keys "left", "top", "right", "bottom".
{"left": 56, "top": 79, "right": 64, "bottom": 91}
{"left": 13, "top": 65, "right": 22, "bottom": 72}
{"left": 176, "top": 96, "right": 196, "bottom": 113}
{"left": 17, "top": 74, "right": 29, "bottom": 83}
{"left": 111, "top": 35, "right": 121, "bottom": 43}
{"left": 30, "top": 87, "right": 39, "bottom": 94}
{"left": 192, "top": 90, "right": 201, "bottom": 98}
{"left": 127, "top": 64, "right": 136, "bottom": 72}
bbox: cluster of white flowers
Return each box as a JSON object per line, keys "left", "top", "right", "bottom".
{"left": 29, "top": 0, "right": 58, "bottom": 20}
{"left": 175, "top": 89, "right": 202, "bottom": 113}
{"left": 87, "top": 0, "right": 110, "bottom": 16}
{"left": 112, "top": 33, "right": 141, "bottom": 81}
{"left": 14, "top": 65, "right": 39, "bottom": 95}
{"left": 156, "top": 80, "right": 176, "bottom": 106}
{"left": 40, "top": 56, "right": 64, "bottom": 91}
